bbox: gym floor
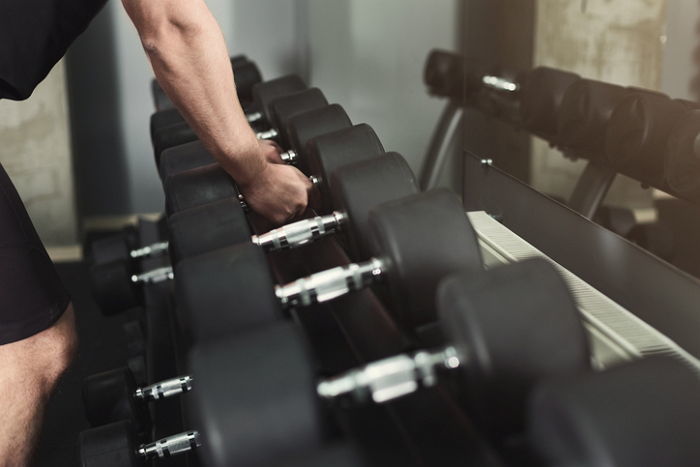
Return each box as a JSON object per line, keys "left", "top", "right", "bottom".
{"left": 34, "top": 261, "right": 128, "bottom": 467}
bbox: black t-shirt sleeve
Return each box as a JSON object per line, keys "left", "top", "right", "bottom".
{"left": 0, "top": 0, "right": 108, "bottom": 100}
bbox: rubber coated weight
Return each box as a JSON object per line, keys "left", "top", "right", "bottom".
{"left": 424, "top": 49, "right": 465, "bottom": 101}
{"left": 266, "top": 88, "right": 328, "bottom": 145}
{"left": 164, "top": 163, "right": 238, "bottom": 215}
{"left": 232, "top": 61, "right": 264, "bottom": 102}
{"left": 168, "top": 197, "right": 250, "bottom": 264}
{"left": 251, "top": 74, "right": 308, "bottom": 122}
{"left": 557, "top": 79, "right": 629, "bottom": 156}
{"left": 152, "top": 121, "right": 200, "bottom": 167}
{"left": 439, "top": 258, "right": 590, "bottom": 436}
{"left": 89, "top": 227, "right": 138, "bottom": 265}
{"left": 90, "top": 260, "right": 141, "bottom": 315}
{"left": 665, "top": 109, "right": 700, "bottom": 202}
{"left": 330, "top": 152, "right": 419, "bottom": 259}
{"left": 83, "top": 368, "right": 150, "bottom": 435}
{"left": 529, "top": 356, "right": 700, "bottom": 467}
{"left": 605, "top": 92, "right": 692, "bottom": 187}
{"left": 169, "top": 152, "right": 416, "bottom": 265}
{"left": 307, "top": 124, "right": 386, "bottom": 214}
{"left": 367, "top": 189, "right": 483, "bottom": 328}
{"left": 175, "top": 243, "right": 281, "bottom": 342}
{"left": 158, "top": 140, "right": 216, "bottom": 181}
{"left": 519, "top": 67, "right": 580, "bottom": 139}
{"left": 189, "top": 323, "right": 323, "bottom": 467}
{"left": 287, "top": 104, "right": 353, "bottom": 174}
{"left": 80, "top": 420, "right": 141, "bottom": 467}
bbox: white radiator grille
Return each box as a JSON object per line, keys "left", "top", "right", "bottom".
{"left": 468, "top": 211, "right": 700, "bottom": 373}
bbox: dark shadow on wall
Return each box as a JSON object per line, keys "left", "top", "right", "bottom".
{"left": 66, "top": 4, "right": 131, "bottom": 222}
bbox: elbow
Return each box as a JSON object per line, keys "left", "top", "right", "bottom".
{"left": 139, "top": 17, "right": 205, "bottom": 56}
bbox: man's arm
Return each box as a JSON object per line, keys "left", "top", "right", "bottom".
{"left": 121, "top": 0, "right": 311, "bottom": 224}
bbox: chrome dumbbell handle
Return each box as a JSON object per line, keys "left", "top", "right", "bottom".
{"left": 317, "top": 347, "right": 461, "bottom": 404}
{"left": 134, "top": 375, "right": 193, "bottom": 401}
{"left": 251, "top": 211, "right": 346, "bottom": 251}
{"left": 130, "top": 241, "right": 170, "bottom": 260}
{"left": 138, "top": 431, "right": 201, "bottom": 460}
{"left": 246, "top": 111, "right": 264, "bottom": 124}
{"left": 275, "top": 258, "right": 385, "bottom": 308}
{"left": 131, "top": 266, "right": 174, "bottom": 285}
{"left": 256, "top": 128, "right": 279, "bottom": 140}
{"left": 481, "top": 75, "right": 519, "bottom": 93}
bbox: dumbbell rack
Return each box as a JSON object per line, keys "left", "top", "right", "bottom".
{"left": 463, "top": 153, "right": 700, "bottom": 361}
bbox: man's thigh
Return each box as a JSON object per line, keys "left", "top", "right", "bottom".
{"left": 0, "top": 163, "right": 69, "bottom": 345}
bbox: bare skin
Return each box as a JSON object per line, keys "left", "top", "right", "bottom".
{"left": 122, "top": 0, "right": 312, "bottom": 225}
{"left": 0, "top": 304, "right": 77, "bottom": 467}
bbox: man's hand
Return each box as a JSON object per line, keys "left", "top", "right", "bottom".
{"left": 239, "top": 162, "right": 313, "bottom": 225}
{"left": 259, "top": 140, "right": 285, "bottom": 164}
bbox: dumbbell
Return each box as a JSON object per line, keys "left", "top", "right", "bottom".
{"left": 151, "top": 55, "right": 256, "bottom": 111}
{"left": 82, "top": 367, "right": 193, "bottom": 434}
{"left": 177, "top": 189, "right": 483, "bottom": 343}
{"left": 158, "top": 99, "right": 353, "bottom": 185}
{"left": 665, "top": 109, "right": 700, "bottom": 202}
{"left": 151, "top": 74, "right": 308, "bottom": 163}
{"left": 168, "top": 126, "right": 394, "bottom": 263}
{"left": 529, "top": 356, "right": 700, "bottom": 467}
{"left": 93, "top": 150, "right": 413, "bottom": 316}
{"left": 88, "top": 227, "right": 169, "bottom": 267}
{"left": 604, "top": 92, "right": 695, "bottom": 188}
{"left": 163, "top": 102, "right": 353, "bottom": 214}
{"left": 187, "top": 259, "right": 589, "bottom": 466}
{"left": 556, "top": 78, "right": 633, "bottom": 156}
{"left": 80, "top": 420, "right": 201, "bottom": 467}
{"left": 424, "top": 49, "right": 465, "bottom": 101}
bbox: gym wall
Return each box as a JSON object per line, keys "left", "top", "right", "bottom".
{"left": 0, "top": 61, "right": 78, "bottom": 247}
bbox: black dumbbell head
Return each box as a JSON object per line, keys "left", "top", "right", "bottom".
{"left": 556, "top": 79, "right": 629, "bottom": 155}
{"left": 368, "top": 189, "right": 483, "bottom": 328}
{"left": 309, "top": 124, "right": 385, "bottom": 215}
{"left": 189, "top": 323, "right": 323, "bottom": 467}
{"left": 168, "top": 197, "right": 251, "bottom": 264}
{"left": 83, "top": 368, "right": 149, "bottom": 434}
{"left": 233, "top": 61, "right": 263, "bottom": 103}
{"left": 79, "top": 420, "right": 141, "bottom": 467}
{"left": 529, "top": 356, "right": 700, "bottom": 467}
{"left": 89, "top": 227, "right": 138, "bottom": 265}
{"left": 164, "top": 164, "right": 236, "bottom": 215}
{"left": 152, "top": 121, "right": 198, "bottom": 166}
{"left": 90, "top": 260, "right": 141, "bottom": 316}
{"left": 158, "top": 140, "right": 216, "bottom": 181}
{"left": 604, "top": 91, "right": 688, "bottom": 187}
{"left": 267, "top": 88, "right": 328, "bottom": 146}
{"left": 286, "top": 104, "right": 353, "bottom": 173}
{"left": 423, "top": 49, "right": 465, "bottom": 100}
{"left": 175, "top": 243, "right": 280, "bottom": 343}
{"left": 329, "top": 152, "right": 418, "bottom": 260}
{"left": 439, "top": 258, "right": 590, "bottom": 435}
{"left": 665, "top": 109, "right": 700, "bottom": 202}
{"left": 252, "top": 75, "right": 307, "bottom": 119}
{"left": 519, "top": 67, "right": 580, "bottom": 139}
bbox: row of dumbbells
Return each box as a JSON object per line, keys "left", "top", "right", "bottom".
{"left": 82, "top": 55, "right": 700, "bottom": 467}
{"left": 426, "top": 49, "right": 700, "bottom": 203}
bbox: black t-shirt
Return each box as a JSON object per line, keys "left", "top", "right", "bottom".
{"left": 0, "top": 0, "right": 108, "bottom": 100}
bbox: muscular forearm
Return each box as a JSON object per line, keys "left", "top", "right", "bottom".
{"left": 122, "top": 0, "right": 263, "bottom": 184}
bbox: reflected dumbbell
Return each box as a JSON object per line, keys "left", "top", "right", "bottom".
{"left": 529, "top": 356, "right": 700, "bottom": 467}
{"left": 665, "top": 109, "right": 700, "bottom": 202}
{"left": 177, "top": 189, "right": 483, "bottom": 343}
{"left": 162, "top": 102, "right": 354, "bottom": 214}
{"left": 151, "top": 74, "right": 310, "bottom": 164}
{"left": 604, "top": 92, "right": 696, "bottom": 188}
{"left": 83, "top": 367, "right": 193, "bottom": 434}
{"left": 187, "top": 259, "right": 589, "bottom": 466}
{"left": 80, "top": 420, "right": 201, "bottom": 467}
